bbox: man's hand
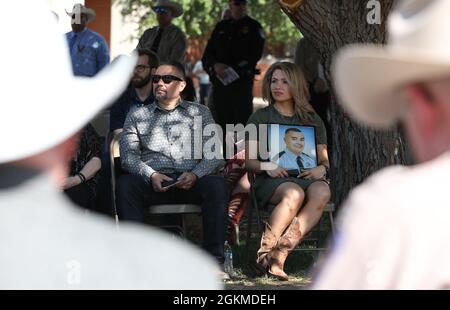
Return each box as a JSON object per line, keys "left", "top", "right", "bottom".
{"left": 300, "top": 165, "right": 326, "bottom": 180}
{"left": 151, "top": 172, "right": 174, "bottom": 193}
{"left": 266, "top": 166, "right": 289, "bottom": 178}
{"left": 61, "top": 176, "right": 81, "bottom": 191}
{"left": 214, "top": 63, "right": 229, "bottom": 79}
{"left": 176, "top": 172, "right": 198, "bottom": 190}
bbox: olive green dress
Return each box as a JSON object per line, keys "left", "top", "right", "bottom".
{"left": 246, "top": 105, "right": 328, "bottom": 210}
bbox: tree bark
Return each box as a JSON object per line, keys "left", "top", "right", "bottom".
{"left": 278, "top": 0, "right": 411, "bottom": 208}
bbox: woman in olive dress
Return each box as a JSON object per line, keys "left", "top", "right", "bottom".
{"left": 245, "top": 62, "right": 331, "bottom": 281}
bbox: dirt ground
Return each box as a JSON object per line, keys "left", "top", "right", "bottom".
{"left": 225, "top": 277, "right": 310, "bottom": 290}
{"left": 223, "top": 269, "right": 312, "bottom": 290}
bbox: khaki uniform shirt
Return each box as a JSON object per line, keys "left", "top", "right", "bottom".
{"left": 137, "top": 24, "right": 187, "bottom": 63}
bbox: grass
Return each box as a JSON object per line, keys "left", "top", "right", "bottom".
{"left": 225, "top": 272, "right": 311, "bottom": 290}
{"left": 222, "top": 240, "right": 326, "bottom": 290}
{"left": 222, "top": 210, "right": 334, "bottom": 290}
{"left": 147, "top": 211, "right": 333, "bottom": 290}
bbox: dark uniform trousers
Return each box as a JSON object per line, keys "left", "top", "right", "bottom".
{"left": 213, "top": 76, "right": 254, "bottom": 133}
{"left": 203, "top": 15, "right": 265, "bottom": 136}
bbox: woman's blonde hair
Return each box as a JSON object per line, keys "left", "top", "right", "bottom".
{"left": 262, "top": 61, "right": 315, "bottom": 121}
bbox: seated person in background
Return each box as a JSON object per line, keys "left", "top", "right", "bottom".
{"left": 63, "top": 123, "right": 101, "bottom": 211}
{"left": 0, "top": 0, "right": 220, "bottom": 289}
{"left": 245, "top": 62, "right": 331, "bottom": 281}
{"left": 117, "top": 61, "right": 229, "bottom": 275}
{"left": 109, "top": 49, "right": 159, "bottom": 135}
{"left": 99, "top": 49, "right": 159, "bottom": 216}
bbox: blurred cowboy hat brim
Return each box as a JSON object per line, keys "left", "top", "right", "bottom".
{"left": 333, "top": 45, "right": 450, "bottom": 128}
{"left": 66, "top": 4, "right": 96, "bottom": 21}
{"left": 332, "top": 0, "right": 450, "bottom": 129}
{"left": 0, "top": 1, "right": 136, "bottom": 164}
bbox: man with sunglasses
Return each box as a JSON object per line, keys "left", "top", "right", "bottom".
{"left": 137, "top": 0, "right": 187, "bottom": 63}
{"left": 97, "top": 49, "right": 159, "bottom": 219}
{"left": 118, "top": 61, "right": 229, "bottom": 278}
{"left": 203, "top": 0, "right": 265, "bottom": 136}
{"left": 65, "top": 4, "right": 110, "bottom": 77}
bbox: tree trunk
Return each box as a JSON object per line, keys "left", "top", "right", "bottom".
{"left": 278, "top": 0, "right": 411, "bottom": 208}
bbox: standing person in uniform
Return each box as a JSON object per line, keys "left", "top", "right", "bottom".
{"left": 137, "top": 0, "right": 187, "bottom": 63}
{"left": 65, "top": 3, "right": 110, "bottom": 77}
{"left": 202, "top": 0, "right": 265, "bottom": 140}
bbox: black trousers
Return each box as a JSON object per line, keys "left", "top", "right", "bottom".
{"left": 212, "top": 77, "right": 254, "bottom": 133}
{"left": 117, "top": 174, "right": 229, "bottom": 263}
{"left": 199, "top": 83, "right": 210, "bottom": 106}
{"left": 65, "top": 182, "right": 95, "bottom": 210}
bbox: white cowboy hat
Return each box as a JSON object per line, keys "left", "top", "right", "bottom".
{"left": 152, "top": 0, "right": 183, "bottom": 18}
{"left": 66, "top": 3, "right": 96, "bottom": 21}
{"left": 0, "top": 0, "right": 136, "bottom": 164}
{"left": 333, "top": 0, "right": 450, "bottom": 128}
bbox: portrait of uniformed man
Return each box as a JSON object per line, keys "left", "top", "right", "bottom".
{"left": 272, "top": 128, "right": 316, "bottom": 174}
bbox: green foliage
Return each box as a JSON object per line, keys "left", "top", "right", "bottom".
{"left": 118, "top": 0, "right": 301, "bottom": 56}
{"left": 248, "top": 0, "right": 301, "bottom": 56}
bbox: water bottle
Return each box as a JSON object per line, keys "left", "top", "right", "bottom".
{"left": 224, "top": 241, "right": 234, "bottom": 275}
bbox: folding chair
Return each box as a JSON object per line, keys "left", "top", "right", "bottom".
{"left": 90, "top": 109, "right": 110, "bottom": 138}
{"left": 109, "top": 132, "right": 121, "bottom": 224}
{"left": 109, "top": 133, "right": 202, "bottom": 236}
{"left": 244, "top": 173, "right": 335, "bottom": 261}
{"left": 147, "top": 204, "right": 201, "bottom": 238}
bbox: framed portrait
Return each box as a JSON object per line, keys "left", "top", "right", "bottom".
{"left": 267, "top": 124, "right": 318, "bottom": 176}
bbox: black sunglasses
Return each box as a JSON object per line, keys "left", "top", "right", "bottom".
{"left": 153, "top": 7, "right": 168, "bottom": 14}
{"left": 152, "top": 74, "right": 184, "bottom": 84}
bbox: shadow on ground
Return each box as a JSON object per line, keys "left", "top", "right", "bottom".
{"left": 222, "top": 241, "right": 326, "bottom": 290}
{"left": 225, "top": 271, "right": 311, "bottom": 290}
{"left": 150, "top": 206, "right": 332, "bottom": 290}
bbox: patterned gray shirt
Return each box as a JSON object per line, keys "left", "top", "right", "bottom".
{"left": 120, "top": 100, "right": 222, "bottom": 181}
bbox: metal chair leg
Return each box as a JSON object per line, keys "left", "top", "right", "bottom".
{"left": 245, "top": 197, "right": 254, "bottom": 263}
{"left": 329, "top": 210, "right": 335, "bottom": 236}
